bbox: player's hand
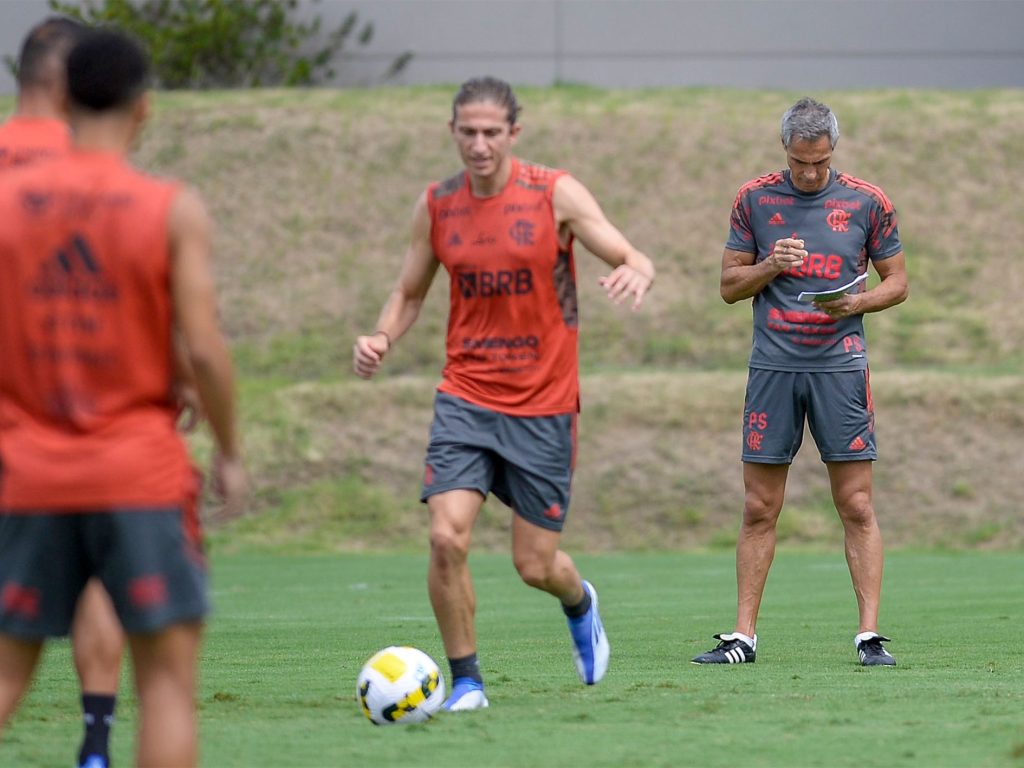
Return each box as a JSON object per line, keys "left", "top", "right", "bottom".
{"left": 769, "top": 238, "right": 807, "bottom": 270}
{"left": 353, "top": 332, "right": 391, "bottom": 379}
{"left": 175, "top": 381, "right": 204, "bottom": 433}
{"left": 599, "top": 264, "right": 653, "bottom": 310}
{"left": 211, "top": 452, "right": 248, "bottom": 521}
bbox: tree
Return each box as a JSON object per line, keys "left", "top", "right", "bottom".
{"left": 41, "top": 0, "right": 412, "bottom": 88}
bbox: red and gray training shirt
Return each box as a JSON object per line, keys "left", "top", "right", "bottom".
{"left": 726, "top": 168, "right": 902, "bottom": 372}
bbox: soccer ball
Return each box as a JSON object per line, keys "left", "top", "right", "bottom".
{"left": 356, "top": 646, "right": 446, "bottom": 725}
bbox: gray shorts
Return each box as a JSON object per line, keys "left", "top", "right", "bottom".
{"left": 0, "top": 507, "right": 208, "bottom": 639}
{"left": 742, "top": 368, "right": 877, "bottom": 464}
{"left": 422, "top": 392, "right": 576, "bottom": 531}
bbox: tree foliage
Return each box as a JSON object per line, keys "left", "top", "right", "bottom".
{"left": 45, "top": 0, "right": 412, "bottom": 88}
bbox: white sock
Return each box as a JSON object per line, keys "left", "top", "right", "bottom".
{"left": 722, "top": 631, "right": 756, "bottom": 649}
{"left": 854, "top": 630, "right": 880, "bottom": 647}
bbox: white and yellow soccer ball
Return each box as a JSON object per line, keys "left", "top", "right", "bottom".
{"left": 356, "top": 646, "right": 446, "bottom": 725}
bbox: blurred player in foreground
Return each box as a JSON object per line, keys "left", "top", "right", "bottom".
{"left": 354, "top": 76, "right": 654, "bottom": 710}
{"left": 0, "top": 17, "right": 125, "bottom": 767}
{"left": 693, "top": 97, "right": 907, "bottom": 667}
{"left": 0, "top": 28, "right": 246, "bottom": 766}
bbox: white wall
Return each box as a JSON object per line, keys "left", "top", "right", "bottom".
{"left": 2, "top": 0, "right": 1023, "bottom": 95}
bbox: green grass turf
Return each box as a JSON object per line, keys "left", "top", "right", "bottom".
{"left": 3, "top": 551, "right": 1022, "bottom": 766}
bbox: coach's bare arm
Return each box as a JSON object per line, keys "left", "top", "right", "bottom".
{"left": 814, "top": 251, "right": 909, "bottom": 319}
{"left": 720, "top": 238, "right": 807, "bottom": 304}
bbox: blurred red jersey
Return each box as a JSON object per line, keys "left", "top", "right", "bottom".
{"left": 0, "top": 115, "right": 70, "bottom": 170}
{"left": 0, "top": 150, "right": 194, "bottom": 510}
{"left": 427, "top": 158, "right": 580, "bottom": 416}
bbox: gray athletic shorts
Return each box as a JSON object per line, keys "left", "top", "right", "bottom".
{"left": 741, "top": 368, "right": 877, "bottom": 464}
{"left": 0, "top": 507, "right": 209, "bottom": 639}
{"left": 421, "top": 392, "right": 577, "bottom": 531}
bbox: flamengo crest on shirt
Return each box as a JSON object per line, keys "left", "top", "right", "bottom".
{"left": 509, "top": 219, "right": 535, "bottom": 246}
{"left": 826, "top": 209, "right": 851, "bottom": 232}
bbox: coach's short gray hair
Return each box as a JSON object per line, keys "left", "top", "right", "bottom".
{"left": 780, "top": 97, "right": 840, "bottom": 149}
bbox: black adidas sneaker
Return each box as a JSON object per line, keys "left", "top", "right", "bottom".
{"left": 691, "top": 633, "right": 756, "bottom": 664}
{"left": 856, "top": 633, "right": 896, "bottom": 666}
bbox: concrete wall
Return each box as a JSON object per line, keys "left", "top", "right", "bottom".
{"left": 330, "top": 0, "right": 1024, "bottom": 89}
{"left": 3, "top": 0, "right": 1023, "bottom": 95}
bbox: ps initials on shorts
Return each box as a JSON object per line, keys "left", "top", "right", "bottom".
{"left": 742, "top": 368, "right": 876, "bottom": 464}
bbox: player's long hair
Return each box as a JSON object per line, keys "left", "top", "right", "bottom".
{"left": 452, "top": 76, "right": 522, "bottom": 125}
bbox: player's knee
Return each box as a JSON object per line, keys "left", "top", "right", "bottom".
{"left": 428, "top": 527, "right": 470, "bottom": 566}
{"left": 95, "top": 634, "right": 124, "bottom": 670}
{"left": 72, "top": 621, "right": 125, "bottom": 680}
{"left": 512, "top": 554, "right": 552, "bottom": 590}
{"left": 74, "top": 635, "right": 123, "bottom": 674}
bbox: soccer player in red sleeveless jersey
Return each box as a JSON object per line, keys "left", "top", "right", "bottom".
{"left": 0, "top": 19, "right": 124, "bottom": 768}
{"left": 692, "top": 97, "right": 908, "bottom": 667}
{"left": 1, "top": 21, "right": 205, "bottom": 767}
{"left": 354, "top": 77, "right": 654, "bottom": 710}
{"left": 0, "top": 29, "right": 246, "bottom": 766}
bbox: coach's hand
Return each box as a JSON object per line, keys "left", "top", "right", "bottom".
{"left": 815, "top": 293, "right": 862, "bottom": 319}
{"left": 769, "top": 238, "right": 807, "bottom": 270}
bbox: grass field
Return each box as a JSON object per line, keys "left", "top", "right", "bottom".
{"left": 5, "top": 551, "right": 1022, "bottom": 767}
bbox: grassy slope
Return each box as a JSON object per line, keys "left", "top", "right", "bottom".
{"left": 206, "top": 370, "right": 1024, "bottom": 552}
{"left": 130, "top": 86, "right": 1021, "bottom": 551}
{"left": 4, "top": 88, "right": 1020, "bottom": 548}
{"left": 136, "top": 87, "right": 1024, "bottom": 375}
{"left": 6, "top": 551, "right": 1023, "bottom": 766}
